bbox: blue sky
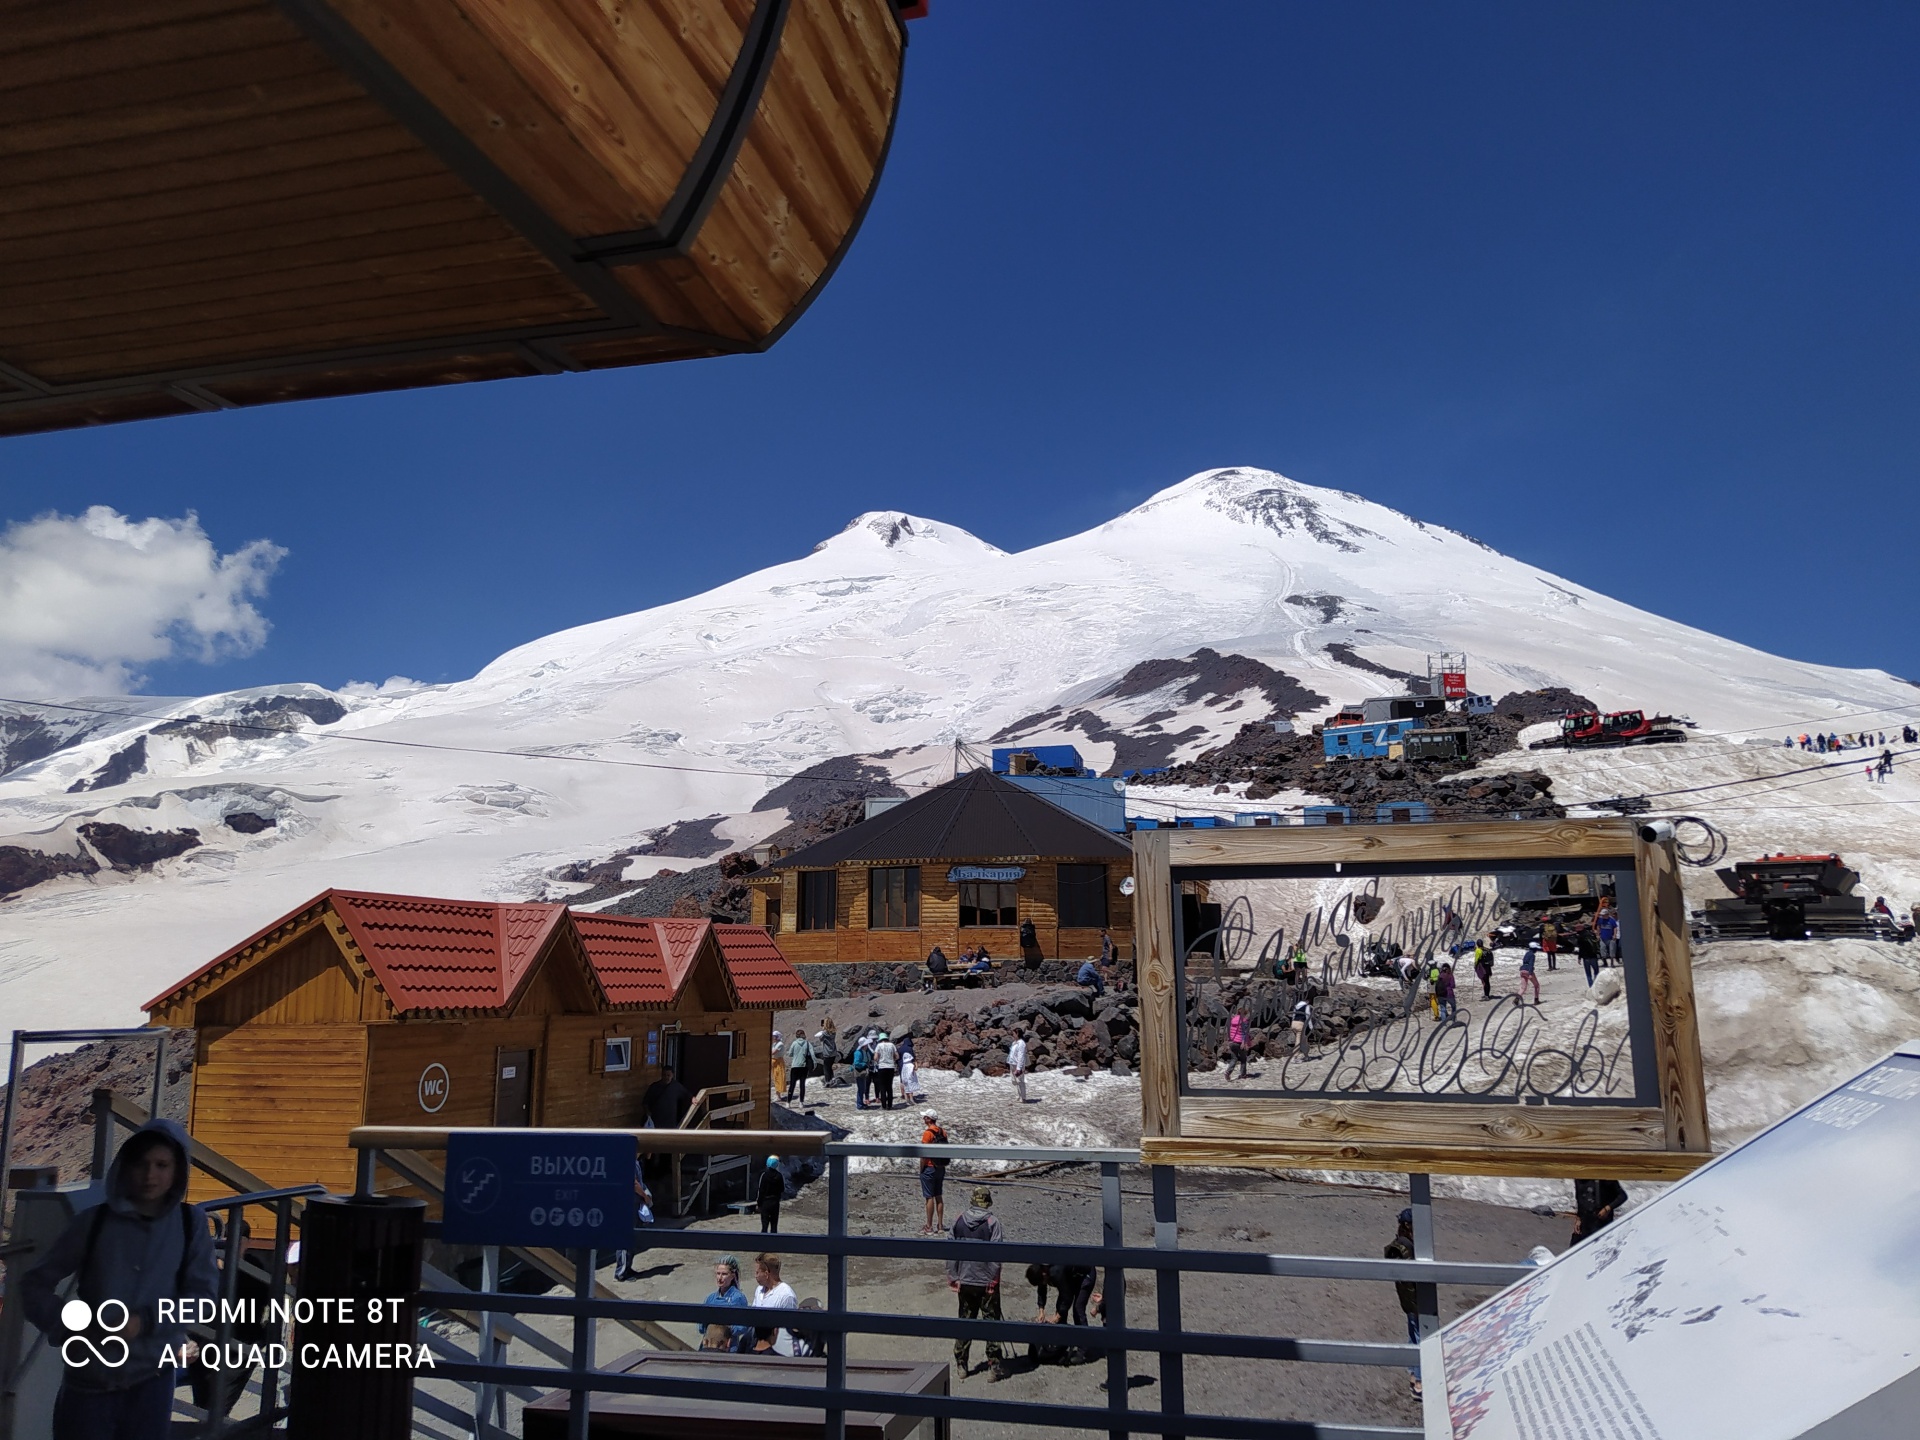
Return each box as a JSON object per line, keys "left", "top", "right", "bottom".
{"left": 2, "top": 1, "right": 1915, "bottom": 696}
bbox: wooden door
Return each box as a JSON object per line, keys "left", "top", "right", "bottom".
{"left": 679, "top": 1034, "right": 731, "bottom": 1097}
{"left": 493, "top": 1048, "right": 534, "bottom": 1126}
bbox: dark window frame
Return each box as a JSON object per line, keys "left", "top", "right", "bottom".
{"left": 867, "top": 866, "right": 921, "bottom": 929}
{"left": 958, "top": 880, "right": 1019, "bottom": 928}
{"left": 1057, "top": 863, "right": 1109, "bottom": 928}
{"left": 797, "top": 870, "right": 837, "bottom": 930}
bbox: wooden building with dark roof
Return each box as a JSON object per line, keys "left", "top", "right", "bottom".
{"left": 745, "top": 768, "right": 1135, "bottom": 965}
{"left": 143, "top": 889, "right": 809, "bottom": 1202}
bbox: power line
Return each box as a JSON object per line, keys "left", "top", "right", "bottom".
{"left": 0, "top": 695, "right": 948, "bottom": 793}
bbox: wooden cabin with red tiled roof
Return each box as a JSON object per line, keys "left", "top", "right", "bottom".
{"left": 143, "top": 890, "right": 808, "bottom": 1205}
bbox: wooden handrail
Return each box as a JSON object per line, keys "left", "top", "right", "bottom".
{"left": 348, "top": 1126, "right": 822, "bottom": 1156}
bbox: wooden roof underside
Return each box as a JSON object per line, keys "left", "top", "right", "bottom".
{"left": 0, "top": 0, "right": 906, "bottom": 435}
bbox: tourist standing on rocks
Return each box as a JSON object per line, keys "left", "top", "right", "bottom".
{"left": 1595, "top": 902, "right": 1621, "bottom": 966}
{"left": 872, "top": 1032, "right": 900, "bottom": 1110}
{"left": 784, "top": 1032, "right": 814, "bottom": 1105}
{"left": 1517, "top": 944, "right": 1541, "bottom": 1006}
{"left": 1100, "top": 929, "right": 1117, "bottom": 964}
{"left": 947, "top": 1187, "right": 1009, "bottom": 1382}
{"left": 1007, "top": 1028, "right": 1032, "bottom": 1102}
{"left": 852, "top": 1031, "right": 874, "bottom": 1110}
{"left": 814, "top": 1030, "right": 836, "bottom": 1086}
{"left": 1385, "top": 1208, "right": 1423, "bottom": 1400}
{"left": 919, "top": 1109, "right": 949, "bottom": 1234}
{"left": 1019, "top": 917, "right": 1043, "bottom": 964}
{"left": 757, "top": 1157, "right": 786, "bottom": 1234}
{"left": 1225, "top": 1006, "right": 1250, "bottom": 1079}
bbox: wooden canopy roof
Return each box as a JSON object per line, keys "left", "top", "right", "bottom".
{"left": 1, "top": 0, "right": 910, "bottom": 436}
{"left": 145, "top": 888, "right": 811, "bottom": 1022}
{"left": 760, "top": 767, "right": 1134, "bottom": 872}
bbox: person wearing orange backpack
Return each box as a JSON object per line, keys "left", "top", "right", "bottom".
{"left": 919, "top": 1109, "right": 950, "bottom": 1235}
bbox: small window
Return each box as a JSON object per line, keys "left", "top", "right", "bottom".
{"left": 868, "top": 867, "right": 920, "bottom": 929}
{"left": 958, "top": 880, "right": 1018, "bottom": 927}
{"left": 1057, "top": 863, "right": 1108, "bottom": 928}
{"left": 798, "top": 871, "right": 836, "bottom": 930}
{"left": 1323, "top": 811, "right": 1345, "bottom": 825}
{"left": 603, "top": 1036, "right": 632, "bottom": 1073}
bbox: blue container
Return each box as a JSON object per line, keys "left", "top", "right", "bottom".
{"left": 1322, "top": 718, "right": 1423, "bottom": 759}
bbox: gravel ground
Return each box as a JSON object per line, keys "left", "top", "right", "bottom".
{"left": 426, "top": 1164, "right": 1569, "bottom": 1438}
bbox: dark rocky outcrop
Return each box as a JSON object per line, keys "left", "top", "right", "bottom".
{"left": 77, "top": 822, "right": 201, "bottom": 871}
{"left": 222, "top": 811, "right": 277, "bottom": 834}
{"left": 68, "top": 735, "right": 148, "bottom": 792}
{"left": 0, "top": 846, "right": 99, "bottom": 899}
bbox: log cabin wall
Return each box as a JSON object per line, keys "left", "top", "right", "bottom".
{"left": 748, "top": 859, "right": 1133, "bottom": 964}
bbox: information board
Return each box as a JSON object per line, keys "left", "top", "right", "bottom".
{"left": 1424, "top": 1043, "right": 1920, "bottom": 1440}
{"left": 442, "top": 1131, "right": 637, "bottom": 1250}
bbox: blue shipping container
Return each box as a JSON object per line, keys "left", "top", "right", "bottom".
{"left": 992, "top": 745, "right": 1086, "bottom": 774}
{"left": 1322, "top": 718, "right": 1424, "bottom": 759}
{"left": 1004, "top": 774, "right": 1126, "bottom": 832}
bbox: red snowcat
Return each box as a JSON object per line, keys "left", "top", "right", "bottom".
{"left": 1530, "top": 709, "right": 1688, "bottom": 750}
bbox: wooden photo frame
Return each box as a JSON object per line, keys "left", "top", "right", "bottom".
{"left": 1134, "top": 819, "right": 1711, "bottom": 1178}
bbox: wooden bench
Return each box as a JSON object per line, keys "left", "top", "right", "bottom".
{"left": 929, "top": 964, "right": 996, "bottom": 990}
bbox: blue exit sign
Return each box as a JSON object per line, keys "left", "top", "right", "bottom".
{"left": 442, "top": 1131, "right": 637, "bottom": 1249}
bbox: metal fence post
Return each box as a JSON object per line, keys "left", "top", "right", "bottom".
{"left": 569, "top": 1247, "right": 596, "bottom": 1440}
{"left": 90, "top": 1087, "right": 115, "bottom": 1181}
{"left": 148, "top": 1028, "right": 169, "bottom": 1122}
{"left": 1101, "top": 1160, "right": 1128, "bottom": 1440}
{"left": 1409, "top": 1172, "right": 1439, "bottom": 1342}
{"left": 1151, "top": 1165, "right": 1185, "bottom": 1440}
{"left": 475, "top": 1244, "right": 500, "bottom": 1439}
{"left": 826, "top": 1151, "right": 849, "bottom": 1440}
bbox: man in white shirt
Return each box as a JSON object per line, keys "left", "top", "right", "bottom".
{"left": 871, "top": 1033, "right": 900, "bottom": 1111}
{"left": 750, "top": 1251, "right": 799, "bottom": 1355}
{"left": 1007, "top": 1028, "right": 1030, "bottom": 1104}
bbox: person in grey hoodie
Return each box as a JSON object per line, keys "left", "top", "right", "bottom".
{"left": 944, "top": 1186, "right": 1008, "bottom": 1381}
{"left": 20, "top": 1118, "right": 218, "bottom": 1440}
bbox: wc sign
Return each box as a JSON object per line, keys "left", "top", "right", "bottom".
{"left": 418, "top": 1063, "right": 450, "bottom": 1113}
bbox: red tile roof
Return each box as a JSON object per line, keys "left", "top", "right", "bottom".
{"left": 145, "top": 890, "right": 811, "bottom": 1018}
{"left": 331, "top": 892, "right": 571, "bottom": 1014}
{"left": 714, "top": 924, "right": 814, "bottom": 1008}
{"left": 567, "top": 913, "right": 678, "bottom": 1008}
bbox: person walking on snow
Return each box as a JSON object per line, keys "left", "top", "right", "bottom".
{"left": 1472, "top": 940, "right": 1494, "bottom": 1000}
{"left": 784, "top": 1031, "right": 814, "bottom": 1105}
{"left": 947, "top": 1187, "right": 1009, "bottom": 1381}
{"left": 1436, "top": 962, "right": 1457, "bottom": 1023}
{"left": 1007, "top": 1029, "right": 1031, "bottom": 1103}
{"left": 1517, "top": 944, "right": 1541, "bottom": 1006}
{"left": 872, "top": 1033, "right": 899, "bottom": 1111}
{"left": 770, "top": 1031, "right": 788, "bottom": 1103}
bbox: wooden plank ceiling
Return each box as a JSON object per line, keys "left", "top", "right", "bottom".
{"left": 0, "top": 0, "right": 906, "bottom": 435}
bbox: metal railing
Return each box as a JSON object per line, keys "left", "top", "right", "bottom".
{"left": 350, "top": 1127, "right": 1532, "bottom": 1440}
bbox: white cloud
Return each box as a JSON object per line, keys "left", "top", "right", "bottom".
{"left": 339, "top": 676, "right": 432, "bottom": 697}
{"left": 0, "top": 507, "right": 286, "bottom": 697}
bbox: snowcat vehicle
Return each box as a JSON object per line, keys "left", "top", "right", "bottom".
{"left": 1530, "top": 709, "right": 1688, "bottom": 750}
{"left": 1693, "top": 853, "right": 1894, "bottom": 941}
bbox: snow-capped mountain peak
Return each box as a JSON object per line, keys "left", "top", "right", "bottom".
{"left": 811, "top": 510, "right": 1004, "bottom": 559}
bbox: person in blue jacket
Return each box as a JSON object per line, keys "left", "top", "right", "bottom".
{"left": 20, "top": 1118, "right": 218, "bottom": 1440}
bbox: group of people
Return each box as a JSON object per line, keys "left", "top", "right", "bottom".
{"left": 770, "top": 1027, "right": 924, "bottom": 1111}
{"left": 695, "top": 1252, "right": 827, "bottom": 1358}
{"left": 1791, "top": 727, "right": 1913, "bottom": 752}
